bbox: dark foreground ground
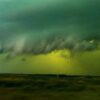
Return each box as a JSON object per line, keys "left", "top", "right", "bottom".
{"left": 0, "top": 74, "right": 100, "bottom": 100}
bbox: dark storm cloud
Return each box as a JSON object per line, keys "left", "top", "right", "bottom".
{"left": 5, "top": 0, "right": 100, "bottom": 34}
{"left": 1, "top": 33, "right": 99, "bottom": 57}
{"left": 0, "top": 0, "right": 100, "bottom": 55}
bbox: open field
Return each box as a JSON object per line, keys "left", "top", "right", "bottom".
{"left": 0, "top": 74, "right": 100, "bottom": 100}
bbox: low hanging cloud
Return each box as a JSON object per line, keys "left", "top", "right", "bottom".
{"left": 0, "top": 0, "right": 100, "bottom": 56}
{"left": 0, "top": 33, "right": 99, "bottom": 57}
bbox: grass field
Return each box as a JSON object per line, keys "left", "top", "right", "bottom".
{"left": 0, "top": 74, "right": 100, "bottom": 100}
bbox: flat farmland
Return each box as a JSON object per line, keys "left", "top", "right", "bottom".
{"left": 0, "top": 74, "right": 100, "bottom": 100}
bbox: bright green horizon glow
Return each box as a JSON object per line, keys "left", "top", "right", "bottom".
{"left": 0, "top": 49, "right": 100, "bottom": 75}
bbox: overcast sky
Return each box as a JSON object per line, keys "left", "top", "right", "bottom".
{"left": 0, "top": 0, "right": 100, "bottom": 75}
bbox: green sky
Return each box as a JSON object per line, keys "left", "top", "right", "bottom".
{"left": 0, "top": 0, "right": 100, "bottom": 75}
